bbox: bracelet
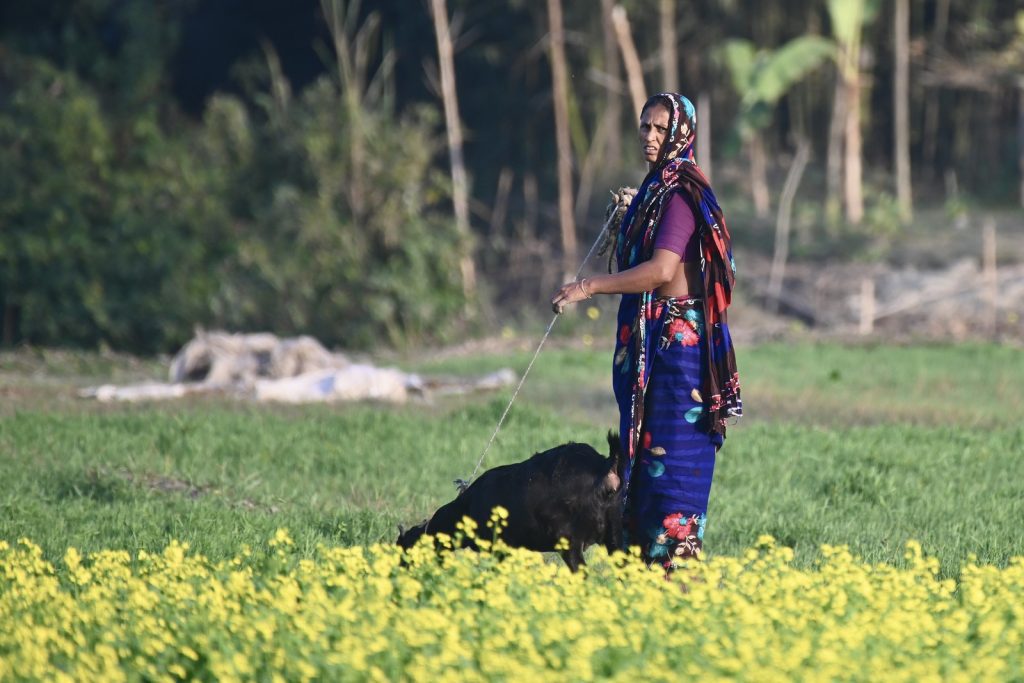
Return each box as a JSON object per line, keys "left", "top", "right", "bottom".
{"left": 579, "top": 278, "right": 593, "bottom": 299}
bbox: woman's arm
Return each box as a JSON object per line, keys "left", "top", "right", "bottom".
{"left": 551, "top": 249, "right": 680, "bottom": 313}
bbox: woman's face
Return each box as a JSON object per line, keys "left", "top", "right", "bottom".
{"left": 638, "top": 103, "right": 671, "bottom": 164}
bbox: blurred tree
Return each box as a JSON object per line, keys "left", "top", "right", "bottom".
{"left": 720, "top": 36, "right": 834, "bottom": 220}
{"left": 825, "top": 0, "right": 880, "bottom": 226}
{"left": 202, "top": 6, "right": 469, "bottom": 349}
{"left": 0, "top": 56, "right": 229, "bottom": 352}
{"left": 0, "top": 58, "right": 111, "bottom": 347}
{"left": 0, "top": 0, "right": 183, "bottom": 124}
{"left": 611, "top": 5, "right": 646, "bottom": 119}
{"left": 99, "top": 126, "right": 232, "bottom": 351}
{"left": 4, "top": 0, "right": 1024, "bottom": 353}
{"left": 659, "top": 0, "right": 678, "bottom": 93}
{"left": 599, "top": 0, "right": 623, "bottom": 165}
{"left": 892, "top": 0, "right": 912, "bottom": 222}
{"left": 546, "top": 0, "right": 577, "bottom": 280}
{"left": 427, "top": 0, "right": 477, "bottom": 300}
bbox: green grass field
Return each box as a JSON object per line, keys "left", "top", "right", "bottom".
{"left": 1, "top": 342, "right": 1022, "bottom": 578}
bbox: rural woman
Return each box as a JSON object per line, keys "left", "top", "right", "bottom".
{"left": 550, "top": 93, "right": 742, "bottom": 569}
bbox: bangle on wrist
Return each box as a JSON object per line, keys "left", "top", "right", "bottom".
{"left": 579, "top": 278, "right": 593, "bottom": 299}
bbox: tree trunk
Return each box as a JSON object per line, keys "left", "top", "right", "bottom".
{"left": 840, "top": 10, "right": 865, "bottom": 227}
{"left": 749, "top": 134, "right": 771, "bottom": 221}
{"left": 825, "top": 67, "right": 846, "bottom": 225}
{"left": 428, "top": 0, "right": 477, "bottom": 297}
{"left": 611, "top": 5, "right": 647, "bottom": 118}
{"left": 490, "top": 167, "right": 514, "bottom": 235}
{"left": 843, "top": 69, "right": 864, "bottom": 225}
{"left": 893, "top": 0, "right": 912, "bottom": 222}
{"left": 546, "top": 0, "right": 577, "bottom": 279}
{"left": 768, "top": 138, "right": 811, "bottom": 312}
{"left": 697, "top": 91, "right": 712, "bottom": 180}
{"left": 659, "top": 0, "right": 678, "bottom": 92}
{"left": 575, "top": 110, "right": 613, "bottom": 223}
{"left": 600, "top": 0, "right": 622, "bottom": 162}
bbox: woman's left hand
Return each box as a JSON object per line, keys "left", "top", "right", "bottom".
{"left": 551, "top": 280, "right": 590, "bottom": 314}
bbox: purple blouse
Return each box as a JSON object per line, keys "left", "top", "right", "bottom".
{"left": 653, "top": 193, "right": 700, "bottom": 261}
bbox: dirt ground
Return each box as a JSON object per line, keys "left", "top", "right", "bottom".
{"left": 727, "top": 208, "right": 1024, "bottom": 345}
{"left": 490, "top": 203, "right": 1024, "bottom": 346}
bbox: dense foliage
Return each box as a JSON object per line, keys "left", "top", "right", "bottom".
{"left": 198, "top": 86, "right": 467, "bottom": 350}
{"left": 0, "top": 41, "right": 467, "bottom": 353}
{"left": 1, "top": 0, "right": 1022, "bottom": 352}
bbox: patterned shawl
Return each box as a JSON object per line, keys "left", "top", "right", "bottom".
{"left": 615, "top": 93, "right": 742, "bottom": 439}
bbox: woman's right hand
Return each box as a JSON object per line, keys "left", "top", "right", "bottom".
{"left": 551, "top": 279, "right": 591, "bottom": 314}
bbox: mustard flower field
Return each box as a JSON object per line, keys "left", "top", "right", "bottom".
{"left": 2, "top": 343, "right": 1023, "bottom": 680}
{"left": 2, "top": 527, "right": 1023, "bottom": 681}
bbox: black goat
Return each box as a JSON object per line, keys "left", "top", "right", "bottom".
{"left": 398, "top": 432, "right": 623, "bottom": 572}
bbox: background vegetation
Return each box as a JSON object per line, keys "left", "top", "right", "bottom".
{"left": 2, "top": 0, "right": 1023, "bottom": 354}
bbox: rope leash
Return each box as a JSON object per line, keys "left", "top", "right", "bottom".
{"left": 454, "top": 207, "right": 622, "bottom": 493}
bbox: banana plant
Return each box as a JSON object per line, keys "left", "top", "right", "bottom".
{"left": 720, "top": 35, "right": 834, "bottom": 219}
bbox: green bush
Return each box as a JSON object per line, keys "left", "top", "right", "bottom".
{"left": 0, "top": 56, "right": 233, "bottom": 353}
{"left": 204, "top": 79, "right": 469, "bottom": 350}
{"left": 0, "top": 54, "right": 469, "bottom": 353}
{"left": 0, "top": 57, "right": 114, "bottom": 347}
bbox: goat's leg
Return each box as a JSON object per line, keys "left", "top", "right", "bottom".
{"left": 560, "top": 543, "right": 585, "bottom": 572}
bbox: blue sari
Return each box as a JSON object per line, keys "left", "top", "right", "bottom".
{"left": 613, "top": 294, "right": 721, "bottom": 565}
{"left": 611, "top": 93, "right": 741, "bottom": 567}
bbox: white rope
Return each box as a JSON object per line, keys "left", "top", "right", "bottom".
{"left": 454, "top": 211, "right": 618, "bottom": 493}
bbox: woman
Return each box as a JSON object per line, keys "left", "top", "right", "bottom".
{"left": 551, "top": 93, "right": 741, "bottom": 569}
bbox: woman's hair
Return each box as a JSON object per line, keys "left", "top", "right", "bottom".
{"left": 641, "top": 94, "right": 675, "bottom": 119}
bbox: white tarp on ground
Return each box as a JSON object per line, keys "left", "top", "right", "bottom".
{"left": 253, "top": 365, "right": 417, "bottom": 403}
{"left": 81, "top": 330, "right": 514, "bottom": 404}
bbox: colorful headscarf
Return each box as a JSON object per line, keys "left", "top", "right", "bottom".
{"left": 616, "top": 93, "right": 742, "bottom": 439}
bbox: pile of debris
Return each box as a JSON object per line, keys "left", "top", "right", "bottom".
{"left": 81, "top": 330, "right": 515, "bottom": 404}
{"left": 741, "top": 255, "right": 1024, "bottom": 342}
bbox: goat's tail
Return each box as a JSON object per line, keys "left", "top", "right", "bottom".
{"left": 606, "top": 430, "right": 623, "bottom": 464}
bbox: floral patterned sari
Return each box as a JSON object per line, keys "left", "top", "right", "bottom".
{"left": 612, "top": 93, "right": 741, "bottom": 568}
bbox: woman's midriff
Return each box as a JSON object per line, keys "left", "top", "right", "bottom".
{"left": 655, "top": 260, "right": 702, "bottom": 298}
